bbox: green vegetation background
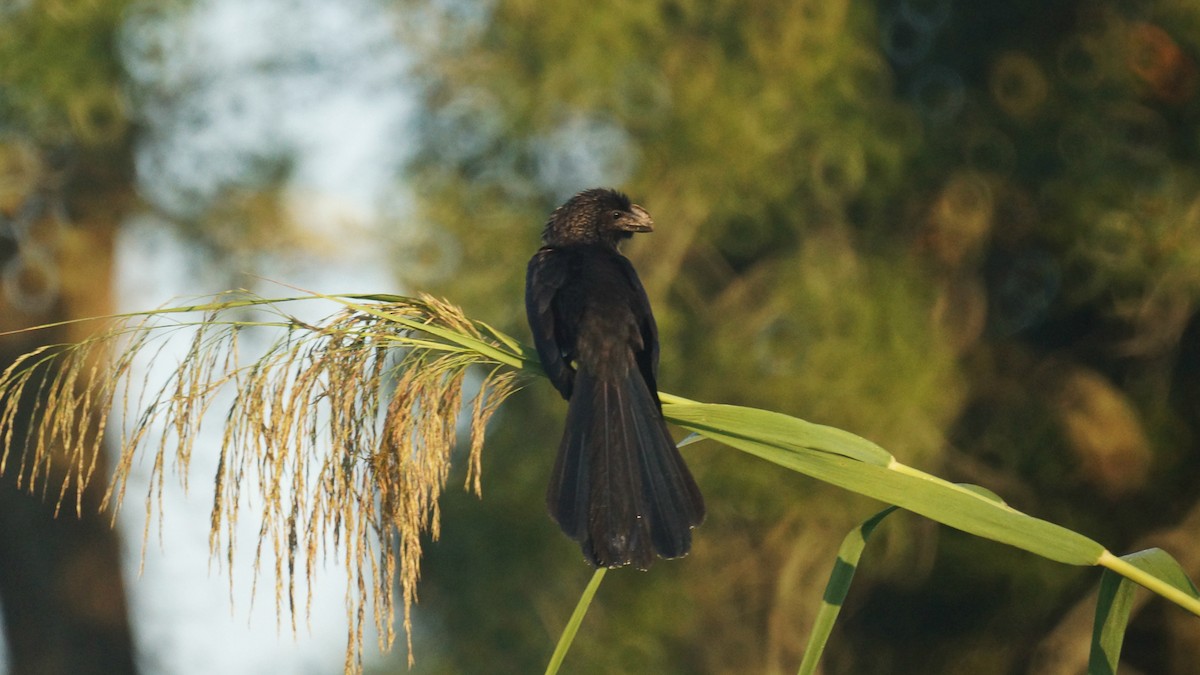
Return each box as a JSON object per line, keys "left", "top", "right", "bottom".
{"left": 3, "top": 0, "right": 1200, "bottom": 673}
{"left": 396, "top": 2, "right": 1200, "bottom": 673}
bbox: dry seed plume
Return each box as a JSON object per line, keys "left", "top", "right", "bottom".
{"left": 0, "top": 291, "right": 522, "bottom": 672}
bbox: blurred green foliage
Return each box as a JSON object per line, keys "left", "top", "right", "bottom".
{"left": 393, "top": 0, "right": 1200, "bottom": 673}
{"left": 0, "top": 0, "right": 133, "bottom": 147}
{"left": 0, "top": 0, "right": 137, "bottom": 324}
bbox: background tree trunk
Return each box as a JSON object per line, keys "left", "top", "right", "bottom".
{"left": 0, "top": 158, "right": 136, "bottom": 674}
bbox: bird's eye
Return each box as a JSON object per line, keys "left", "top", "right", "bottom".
{"left": 611, "top": 210, "right": 623, "bottom": 220}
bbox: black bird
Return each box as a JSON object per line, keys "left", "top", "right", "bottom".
{"left": 525, "top": 188, "right": 705, "bottom": 569}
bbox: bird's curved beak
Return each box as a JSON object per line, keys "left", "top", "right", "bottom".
{"left": 619, "top": 204, "right": 654, "bottom": 233}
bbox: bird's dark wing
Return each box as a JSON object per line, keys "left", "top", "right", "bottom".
{"left": 526, "top": 248, "right": 575, "bottom": 399}
{"left": 615, "top": 254, "right": 661, "bottom": 403}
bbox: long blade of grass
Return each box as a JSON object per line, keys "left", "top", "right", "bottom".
{"left": 799, "top": 485, "right": 1006, "bottom": 674}
{"left": 545, "top": 568, "right": 608, "bottom": 675}
{"left": 798, "top": 506, "right": 899, "bottom": 675}
{"left": 664, "top": 400, "right": 1105, "bottom": 566}
{"left": 0, "top": 291, "right": 322, "bottom": 338}
{"left": 660, "top": 399, "right": 892, "bottom": 465}
{"left": 1089, "top": 566, "right": 1137, "bottom": 675}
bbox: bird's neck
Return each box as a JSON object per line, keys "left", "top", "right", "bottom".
{"left": 543, "top": 234, "right": 627, "bottom": 250}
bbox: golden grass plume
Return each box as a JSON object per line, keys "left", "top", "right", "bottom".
{"left": 0, "top": 290, "right": 528, "bottom": 672}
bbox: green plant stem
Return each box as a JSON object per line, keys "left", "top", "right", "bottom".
{"left": 309, "top": 290, "right": 533, "bottom": 369}
{"left": 545, "top": 568, "right": 608, "bottom": 675}
{"left": 798, "top": 601, "right": 839, "bottom": 675}
{"left": 1099, "top": 551, "right": 1200, "bottom": 616}
{"left": 797, "top": 507, "right": 900, "bottom": 675}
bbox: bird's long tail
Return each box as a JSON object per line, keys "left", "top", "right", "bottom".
{"left": 546, "top": 369, "right": 705, "bottom": 569}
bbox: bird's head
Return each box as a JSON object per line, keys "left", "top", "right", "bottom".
{"left": 541, "top": 188, "right": 654, "bottom": 248}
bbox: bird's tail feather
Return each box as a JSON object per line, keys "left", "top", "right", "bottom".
{"left": 547, "top": 369, "right": 704, "bottom": 569}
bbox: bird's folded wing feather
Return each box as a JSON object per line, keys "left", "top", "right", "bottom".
{"left": 526, "top": 249, "right": 575, "bottom": 399}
